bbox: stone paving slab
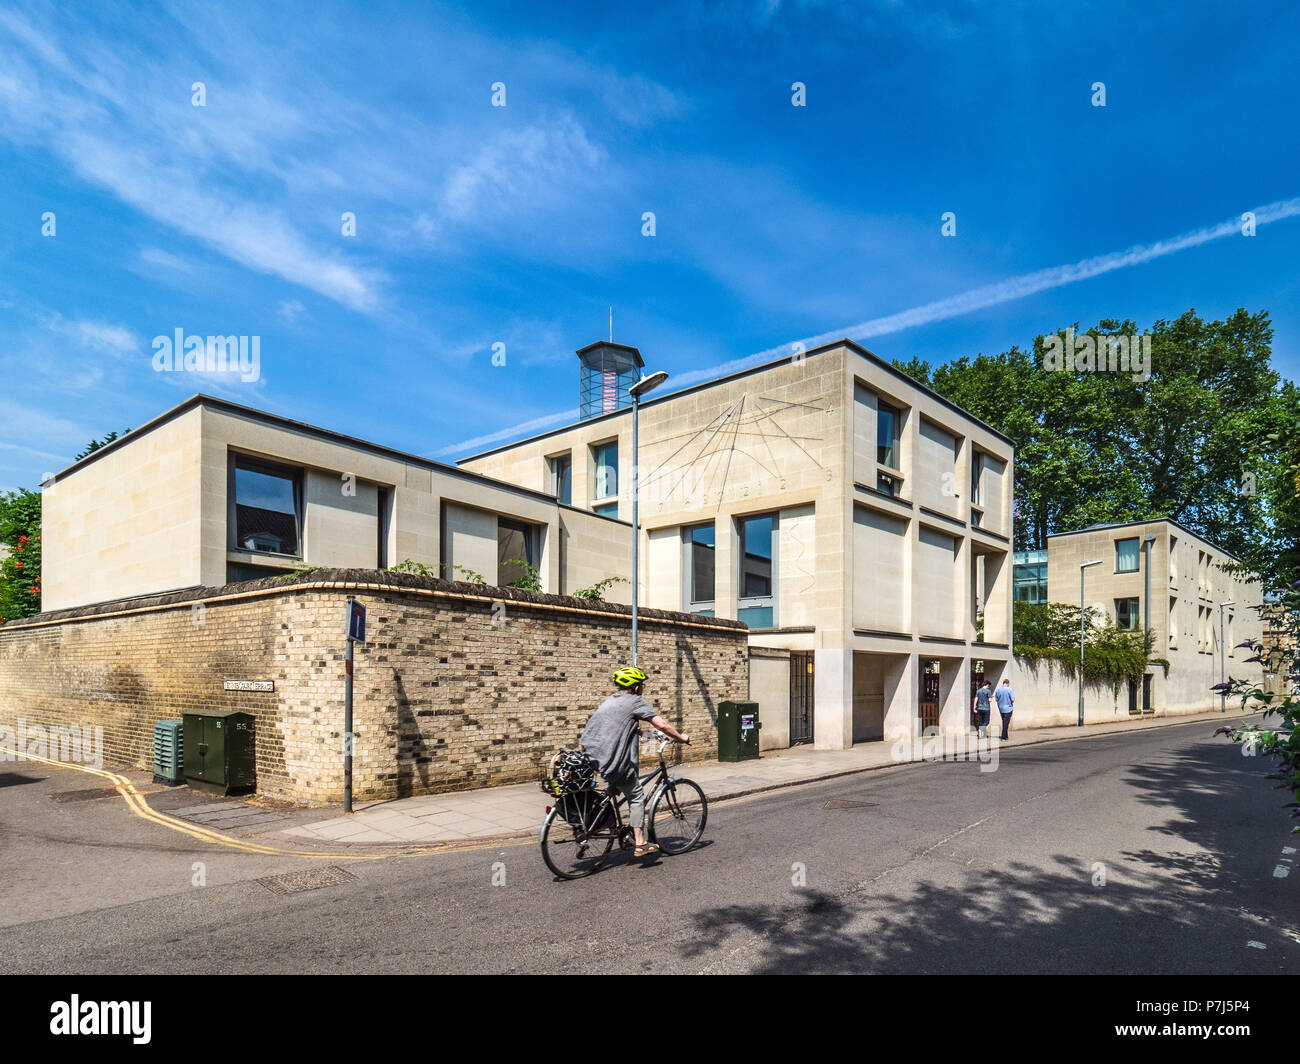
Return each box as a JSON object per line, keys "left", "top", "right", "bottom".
{"left": 273, "top": 709, "right": 1255, "bottom": 846}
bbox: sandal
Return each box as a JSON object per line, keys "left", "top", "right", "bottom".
{"left": 634, "top": 842, "right": 660, "bottom": 857}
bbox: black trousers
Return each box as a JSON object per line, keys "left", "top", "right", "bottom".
{"left": 999, "top": 711, "right": 1013, "bottom": 739}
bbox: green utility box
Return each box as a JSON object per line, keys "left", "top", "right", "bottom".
{"left": 717, "top": 700, "right": 760, "bottom": 762}
{"left": 182, "top": 710, "right": 256, "bottom": 795}
{"left": 153, "top": 720, "right": 184, "bottom": 785}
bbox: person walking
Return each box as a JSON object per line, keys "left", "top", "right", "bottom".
{"left": 972, "top": 679, "right": 993, "bottom": 738}
{"left": 994, "top": 678, "right": 1015, "bottom": 740}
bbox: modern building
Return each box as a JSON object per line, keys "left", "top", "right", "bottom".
{"left": 459, "top": 338, "right": 1017, "bottom": 749}
{"left": 39, "top": 394, "right": 633, "bottom": 612}
{"left": 1012, "top": 518, "right": 1263, "bottom": 723}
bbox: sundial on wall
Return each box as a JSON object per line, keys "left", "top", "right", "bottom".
{"left": 643, "top": 393, "right": 831, "bottom": 513}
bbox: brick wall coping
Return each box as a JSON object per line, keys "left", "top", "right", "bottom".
{"left": 0, "top": 568, "right": 750, "bottom": 636}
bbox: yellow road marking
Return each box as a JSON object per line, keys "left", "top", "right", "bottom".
{"left": 2, "top": 747, "right": 536, "bottom": 861}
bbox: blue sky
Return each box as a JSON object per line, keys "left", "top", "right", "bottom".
{"left": 2, "top": 0, "right": 1298, "bottom": 491}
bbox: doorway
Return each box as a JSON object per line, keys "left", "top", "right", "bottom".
{"left": 920, "top": 658, "right": 941, "bottom": 731}
{"left": 790, "top": 651, "right": 814, "bottom": 745}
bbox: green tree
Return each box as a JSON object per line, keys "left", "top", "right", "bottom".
{"left": 0, "top": 488, "right": 41, "bottom": 621}
{"left": 901, "top": 309, "right": 1291, "bottom": 566}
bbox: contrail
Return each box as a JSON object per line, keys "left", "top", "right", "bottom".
{"left": 436, "top": 196, "right": 1299, "bottom": 458}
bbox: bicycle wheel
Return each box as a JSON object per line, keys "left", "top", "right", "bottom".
{"left": 647, "top": 777, "right": 707, "bottom": 855}
{"left": 540, "top": 806, "right": 614, "bottom": 879}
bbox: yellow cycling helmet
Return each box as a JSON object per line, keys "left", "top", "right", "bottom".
{"left": 613, "top": 665, "right": 648, "bottom": 689}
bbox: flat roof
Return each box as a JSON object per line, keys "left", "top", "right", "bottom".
{"left": 1047, "top": 517, "right": 1240, "bottom": 562}
{"left": 457, "top": 337, "right": 1015, "bottom": 463}
{"left": 44, "top": 393, "right": 631, "bottom": 523}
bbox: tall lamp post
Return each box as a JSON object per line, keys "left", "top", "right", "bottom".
{"left": 628, "top": 369, "right": 669, "bottom": 665}
{"left": 1079, "top": 560, "right": 1102, "bottom": 726}
{"left": 1219, "top": 600, "right": 1235, "bottom": 713}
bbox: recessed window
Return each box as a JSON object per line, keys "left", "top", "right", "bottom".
{"left": 593, "top": 501, "right": 618, "bottom": 518}
{"left": 738, "top": 512, "right": 777, "bottom": 628}
{"left": 1116, "top": 597, "right": 1140, "bottom": 631}
{"left": 1115, "top": 537, "right": 1140, "bottom": 573}
{"left": 684, "top": 523, "right": 715, "bottom": 616}
{"left": 876, "top": 472, "right": 899, "bottom": 497}
{"left": 549, "top": 454, "right": 572, "bottom": 505}
{"left": 877, "top": 401, "right": 900, "bottom": 469}
{"left": 592, "top": 440, "right": 618, "bottom": 500}
{"left": 231, "top": 456, "right": 301, "bottom": 557}
{"left": 971, "top": 451, "right": 984, "bottom": 508}
{"left": 497, "top": 518, "right": 538, "bottom": 587}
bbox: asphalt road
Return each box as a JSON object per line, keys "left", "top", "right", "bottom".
{"left": 1, "top": 721, "right": 1297, "bottom": 974}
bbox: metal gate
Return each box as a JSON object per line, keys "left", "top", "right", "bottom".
{"left": 920, "top": 666, "right": 941, "bottom": 731}
{"left": 790, "top": 651, "right": 814, "bottom": 745}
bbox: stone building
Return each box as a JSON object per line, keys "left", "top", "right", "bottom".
{"left": 39, "top": 394, "right": 632, "bottom": 612}
{"left": 1011, "top": 518, "right": 1264, "bottom": 725}
{"left": 459, "top": 339, "right": 1017, "bottom": 749}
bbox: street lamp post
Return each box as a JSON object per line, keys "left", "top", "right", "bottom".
{"left": 1079, "top": 560, "right": 1102, "bottom": 726}
{"left": 1219, "top": 600, "right": 1235, "bottom": 713}
{"left": 628, "top": 370, "right": 669, "bottom": 665}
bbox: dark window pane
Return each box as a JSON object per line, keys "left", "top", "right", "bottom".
{"left": 234, "top": 464, "right": 299, "bottom": 555}
{"left": 498, "top": 519, "right": 536, "bottom": 586}
{"left": 877, "top": 403, "right": 898, "bottom": 468}
{"left": 740, "top": 515, "right": 773, "bottom": 598}
{"left": 690, "top": 524, "right": 715, "bottom": 604}
{"left": 1116, "top": 597, "right": 1140, "bottom": 630}
{"left": 738, "top": 605, "right": 773, "bottom": 628}
{"left": 877, "top": 472, "right": 897, "bottom": 496}
{"left": 552, "top": 455, "right": 572, "bottom": 505}
{"left": 594, "top": 442, "right": 617, "bottom": 498}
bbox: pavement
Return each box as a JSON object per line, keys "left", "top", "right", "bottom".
{"left": 274, "top": 707, "right": 1261, "bottom": 846}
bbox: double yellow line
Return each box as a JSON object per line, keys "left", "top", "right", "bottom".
{"left": 2, "top": 747, "right": 435, "bottom": 861}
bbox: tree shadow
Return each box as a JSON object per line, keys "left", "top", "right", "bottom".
{"left": 678, "top": 735, "right": 1294, "bottom": 973}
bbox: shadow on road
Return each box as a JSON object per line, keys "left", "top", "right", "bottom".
{"left": 678, "top": 734, "right": 1294, "bottom": 973}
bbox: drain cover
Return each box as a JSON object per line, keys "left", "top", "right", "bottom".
{"left": 823, "top": 798, "right": 876, "bottom": 809}
{"left": 51, "top": 786, "right": 121, "bottom": 803}
{"left": 257, "top": 865, "right": 359, "bottom": 896}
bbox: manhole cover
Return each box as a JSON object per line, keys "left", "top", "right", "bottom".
{"left": 257, "top": 866, "right": 359, "bottom": 896}
{"left": 823, "top": 799, "right": 876, "bottom": 809}
{"left": 51, "top": 786, "right": 121, "bottom": 803}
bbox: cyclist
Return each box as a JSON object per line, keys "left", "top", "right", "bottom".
{"left": 580, "top": 665, "right": 690, "bottom": 858}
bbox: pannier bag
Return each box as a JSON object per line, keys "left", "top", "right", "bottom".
{"left": 556, "top": 788, "right": 612, "bottom": 832}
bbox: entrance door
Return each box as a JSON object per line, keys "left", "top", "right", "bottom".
{"left": 1142, "top": 674, "right": 1152, "bottom": 714}
{"left": 920, "top": 660, "right": 941, "bottom": 731}
{"left": 1127, "top": 679, "right": 1139, "bottom": 715}
{"left": 970, "top": 663, "right": 985, "bottom": 728}
{"left": 790, "top": 651, "right": 814, "bottom": 745}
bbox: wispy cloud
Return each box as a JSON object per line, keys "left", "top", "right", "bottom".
{"left": 442, "top": 196, "right": 1300, "bottom": 454}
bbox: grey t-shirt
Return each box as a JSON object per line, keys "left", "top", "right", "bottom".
{"left": 975, "top": 686, "right": 992, "bottom": 711}
{"left": 580, "top": 690, "right": 658, "bottom": 781}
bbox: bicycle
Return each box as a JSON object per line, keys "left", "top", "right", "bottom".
{"left": 540, "top": 732, "right": 708, "bottom": 880}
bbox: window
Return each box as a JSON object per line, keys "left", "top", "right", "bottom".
{"left": 737, "top": 512, "right": 777, "bottom": 628}
{"left": 592, "top": 441, "right": 618, "bottom": 500}
{"left": 876, "top": 471, "right": 899, "bottom": 497}
{"left": 497, "top": 518, "right": 538, "bottom": 587}
{"left": 593, "top": 501, "right": 618, "bottom": 518}
{"left": 877, "top": 401, "right": 900, "bottom": 469}
{"left": 549, "top": 454, "right": 572, "bottom": 505}
{"left": 1168, "top": 597, "right": 1178, "bottom": 649}
{"left": 971, "top": 451, "right": 984, "bottom": 507}
{"left": 231, "top": 456, "right": 301, "bottom": 556}
{"left": 1115, "top": 537, "right": 1140, "bottom": 573}
{"left": 683, "top": 524, "right": 715, "bottom": 615}
{"left": 1168, "top": 536, "right": 1178, "bottom": 586}
{"left": 1115, "top": 597, "right": 1140, "bottom": 631}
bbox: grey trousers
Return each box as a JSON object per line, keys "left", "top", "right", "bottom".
{"left": 612, "top": 771, "right": 646, "bottom": 828}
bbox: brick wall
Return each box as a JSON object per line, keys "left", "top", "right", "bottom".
{"left": 0, "top": 569, "right": 748, "bottom": 803}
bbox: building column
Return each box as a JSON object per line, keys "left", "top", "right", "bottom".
{"left": 882, "top": 653, "right": 919, "bottom": 742}
{"left": 813, "top": 647, "right": 853, "bottom": 750}
{"left": 939, "top": 654, "right": 970, "bottom": 734}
